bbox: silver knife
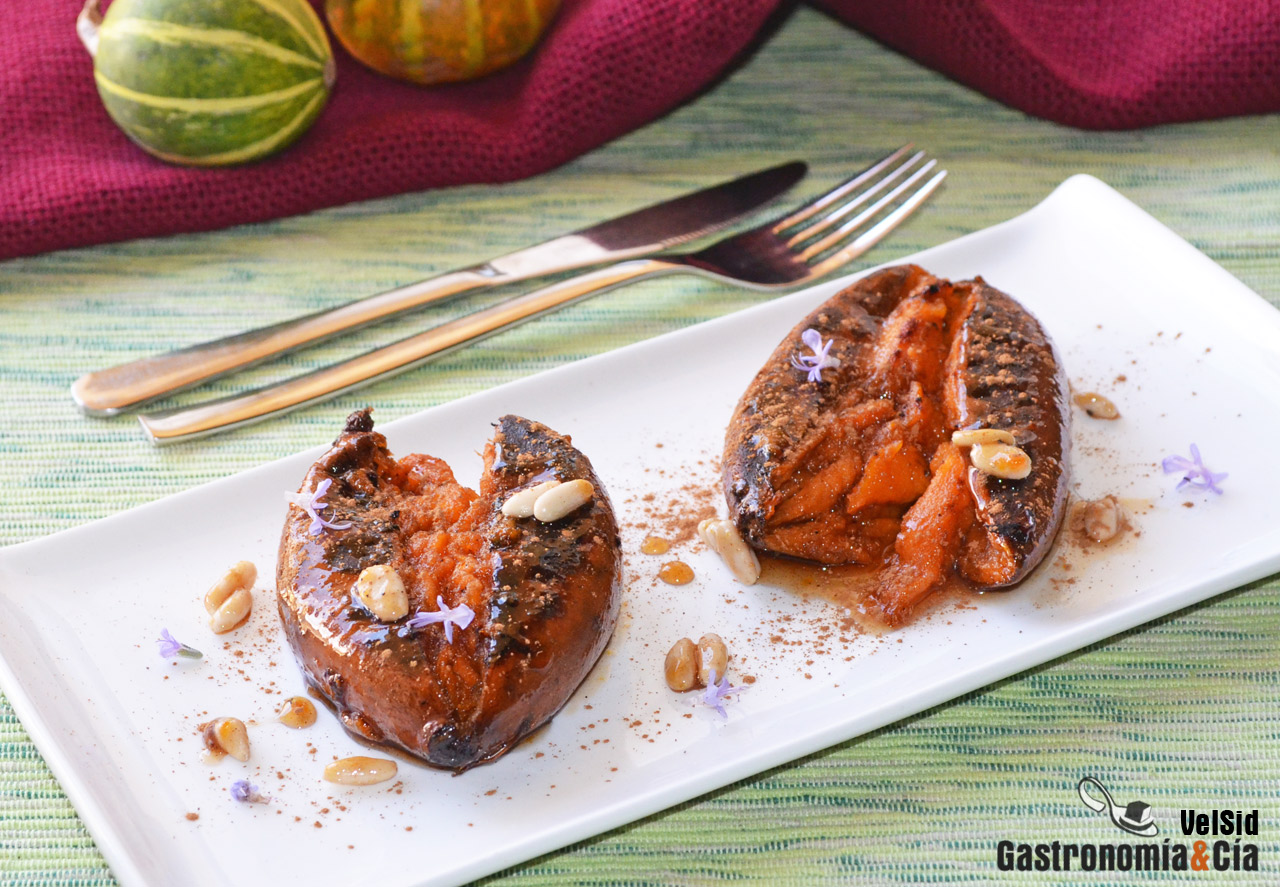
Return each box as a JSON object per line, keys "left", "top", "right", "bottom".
{"left": 70, "top": 162, "right": 807, "bottom": 416}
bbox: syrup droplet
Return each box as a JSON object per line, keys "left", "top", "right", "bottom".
{"left": 658, "top": 561, "right": 695, "bottom": 585}
{"left": 640, "top": 535, "right": 671, "bottom": 555}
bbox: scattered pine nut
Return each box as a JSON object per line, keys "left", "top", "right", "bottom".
{"left": 205, "top": 561, "right": 255, "bottom": 633}
{"left": 697, "top": 634, "right": 729, "bottom": 687}
{"left": 323, "top": 756, "right": 397, "bottom": 786}
{"left": 204, "top": 561, "right": 256, "bottom": 614}
{"left": 201, "top": 717, "right": 249, "bottom": 762}
{"left": 500, "top": 480, "right": 561, "bottom": 518}
{"left": 354, "top": 564, "right": 409, "bottom": 622}
{"left": 666, "top": 634, "right": 733, "bottom": 692}
{"left": 532, "top": 478, "right": 594, "bottom": 522}
{"left": 208, "top": 587, "right": 252, "bottom": 634}
{"left": 1082, "top": 496, "right": 1125, "bottom": 543}
{"left": 664, "top": 638, "right": 698, "bottom": 691}
{"left": 969, "top": 442, "right": 1032, "bottom": 480}
{"left": 698, "top": 518, "right": 761, "bottom": 585}
{"left": 1073, "top": 391, "right": 1120, "bottom": 420}
{"left": 951, "top": 428, "right": 1017, "bottom": 447}
{"left": 277, "top": 696, "right": 317, "bottom": 729}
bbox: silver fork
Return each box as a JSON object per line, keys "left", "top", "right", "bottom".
{"left": 139, "top": 148, "right": 946, "bottom": 444}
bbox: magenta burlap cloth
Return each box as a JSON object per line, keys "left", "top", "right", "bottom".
{"left": 3, "top": 0, "right": 1277, "bottom": 261}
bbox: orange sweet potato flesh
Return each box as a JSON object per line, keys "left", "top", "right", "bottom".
{"left": 723, "top": 265, "right": 1069, "bottom": 624}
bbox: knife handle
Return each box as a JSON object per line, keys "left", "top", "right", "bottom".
{"left": 137, "top": 258, "right": 673, "bottom": 444}
{"left": 69, "top": 268, "right": 492, "bottom": 416}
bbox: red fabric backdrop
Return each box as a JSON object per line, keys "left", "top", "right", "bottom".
{"left": 2, "top": 0, "right": 1277, "bottom": 261}
{"left": 822, "top": 0, "right": 1280, "bottom": 129}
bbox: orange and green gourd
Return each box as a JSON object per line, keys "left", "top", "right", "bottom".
{"left": 78, "top": 0, "right": 335, "bottom": 166}
{"left": 325, "top": 0, "right": 561, "bottom": 85}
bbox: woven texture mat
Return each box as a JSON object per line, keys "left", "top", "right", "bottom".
{"left": 2, "top": 8, "right": 1279, "bottom": 885}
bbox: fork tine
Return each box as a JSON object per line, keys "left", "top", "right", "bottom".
{"left": 770, "top": 145, "right": 914, "bottom": 232}
{"left": 796, "top": 158, "right": 941, "bottom": 262}
{"left": 805, "top": 169, "right": 948, "bottom": 278}
{"left": 783, "top": 150, "right": 927, "bottom": 248}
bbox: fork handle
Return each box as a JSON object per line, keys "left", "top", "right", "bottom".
{"left": 70, "top": 268, "right": 493, "bottom": 416}
{"left": 137, "top": 258, "right": 673, "bottom": 444}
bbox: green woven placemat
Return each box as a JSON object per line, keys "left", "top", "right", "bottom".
{"left": 2, "top": 7, "right": 1279, "bottom": 885}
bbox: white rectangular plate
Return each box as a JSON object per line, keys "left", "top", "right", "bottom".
{"left": 3, "top": 175, "right": 1279, "bottom": 887}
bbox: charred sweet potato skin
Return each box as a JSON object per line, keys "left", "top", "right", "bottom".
{"left": 724, "top": 265, "right": 930, "bottom": 541}
{"left": 722, "top": 265, "right": 1069, "bottom": 617}
{"left": 276, "top": 410, "right": 622, "bottom": 772}
{"left": 947, "top": 280, "right": 1071, "bottom": 588}
{"left": 464, "top": 416, "right": 623, "bottom": 769}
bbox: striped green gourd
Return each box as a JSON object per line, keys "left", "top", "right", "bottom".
{"left": 78, "top": 0, "right": 335, "bottom": 166}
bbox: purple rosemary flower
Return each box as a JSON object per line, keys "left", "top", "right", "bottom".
{"left": 1162, "top": 444, "right": 1227, "bottom": 495}
{"left": 406, "top": 596, "right": 475, "bottom": 644}
{"left": 230, "top": 780, "right": 269, "bottom": 804}
{"left": 700, "top": 669, "right": 743, "bottom": 719}
{"left": 284, "top": 478, "right": 353, "bottom": 536}
{"left": 156, "top": 628, "right": 202, "bottom": 660}
{"left": 789, "top": 328, "right": 841, "bottom": 383}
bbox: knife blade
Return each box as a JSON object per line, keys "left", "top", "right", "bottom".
{"left": 70, "top": 161, "right": 807, "bottom": 416}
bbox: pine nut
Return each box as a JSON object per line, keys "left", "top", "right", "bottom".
{"left": 500, "top": 480, "right": 561, "bottom": 518}
{"left": 969, "top": 442, "right": 1032, "bottom": 480}
{"left": 1082, "top": 496, "right": 1124, "bottom": 543}
{"left": 697, "top": 633, "right": 729, "bottom": 687}
{"left": 950, "top": 428, "right": 1017, "bottom": 447}
{"left": 664, "top": 638, "right": 698, "bottom": 691}
{"left": 354, "top": 564, "right": 408, "bottom": 622}
{"left": 697, "top": 518, "right": 719, "bottom": 551}
{"left": 208, "top": 587, "right": 253, "bottom": 634}
{"left": 205, "top": 561, "right": 256, "bottom": 614}
{"left": 202, "top": 717, "right": 250, "bottom": 762}
{"left": 277, "top": 696, "right": 317, "bottom": 729}
{"left": 1073, "top": 391, "right": 1121, "bottom": 420}
{"left": 533, "top": 478, "right": 594, "bottom": 522}
{"left": 698, "top": 518, "right": 760, "bottom": 585}
{"left": 323, "top": 756, "right": 397, "bottom": 786}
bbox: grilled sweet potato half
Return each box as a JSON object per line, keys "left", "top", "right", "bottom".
{"left": 723, "top": 265, "right": 1070, "bottom": 624}
{"left": 277, "top": 410, "right": 622, "bottom": 771}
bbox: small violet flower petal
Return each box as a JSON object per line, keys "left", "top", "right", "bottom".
{"left": 230, "top": 780, "right": 268, "bottom": 804}
{"left": 157, "top": 628, "right": 180, "bottom": 657}
{"left": 405, "top": 596, "right": 475, "bottom": 644}
{"left": 790, "top": 328, "right": 841, "bottom": 383}
{"left": 699, "top": 669, "right": 743, "bottom": 719}
{"left": 284, "top": 477, "right": 354, "bottom": 537}
{"left": 1162, "top": 443, "right": 1227, "bottom": 495}
{"left": 1161, "top": 455, "right": 1194, "bottom": 473}
{"left": 1202, "top": 470, "right": 1229, "bottom": 495}
{"left": 157, "top": 628, "right": 202, "bottom": 660}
